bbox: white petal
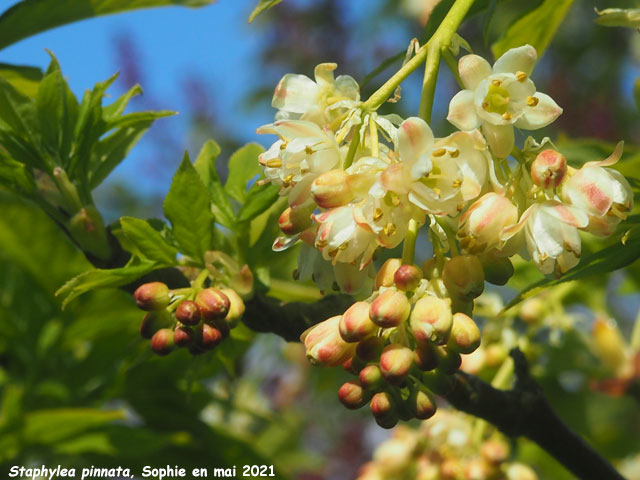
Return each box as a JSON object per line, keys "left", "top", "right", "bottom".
{"left": 334, "top": 75, "right": 361, "bottom": 101}
{"left": 481, "top": 123, "right": 514, "bottom": 158}
{"left": 314, "top": 63, "right": 337, "bottom": 86}
{"left": 515, "top": 93, "right": 562, "bottom": 130}
{"left": 447, "top": 90, "right": 481, "bottom": 131}
{"left": 272, "top": 74, "right": 318, "bottom": 113}
{"left": 493, "top": 45, "right": 537, "bottom": 76}
{"left": 398, "top": 117, "right": 434, "bottom": 164}
{"left": 459, "top": 54, "right": 492, "bottom": 90}
{"left": 541, "top": 202, "right": 589, "bottom": 229}
{"left": 585, "top": 141, "right": 623, "bottom": 168}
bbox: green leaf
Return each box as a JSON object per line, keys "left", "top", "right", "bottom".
{"left": 225, "top": 143, "right": 264, "bottom": 203}
{"left": 55, "top": 259, "right": 158, "bottom": 308}
{"left": 193, "top": 139, "right": 235, "bottom": 228}
{"left": 105, "top": 110, "right": 175, "bottom": 130}
{"left": 0, "top": 0, "right": 216, "bottom": 50}
{"left": 248, "top": 0, "right": 282, "bottom": 23}
{"left": 491, "top": 0, "right": 574, "bottom": 60}
{"left": 163, "top": 152, "right": 214, "bottom": 263}
{"left": 0, "top": 151, "right": 35, "bottom": 193}
{"left": 237, "top": 182, "right": 279, "bottom": 223}
{"left": 120, "top": 216, "right": 178, "bottom": 265}
{"left": 23, "top": 408, "right": 124, "bottom": 445}
{"left": 0, "top": 76, "right": 36, "bottom": 140}
{"left": 0, "top": 62, "right": 42, "bottom": 97}
{"left": 102, "top": 84, "right": 143, "bottom": 121}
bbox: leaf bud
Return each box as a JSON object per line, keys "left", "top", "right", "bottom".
{"left": 379, "top": 344, "right": 413, "bottom": 384}
{"left": 359, "top": 364, "right": 383, "bottom": 390}
{"left": 409, "top": 296, "right": 453, "bottom": 345}
{"left": 176, "top": 300, "right": 201, "bottom": 326}
{"left": 134, "top": 282, "right": 170, "bottom": 311}
{"left": 310, "top": 169, "right": 353, "bottom": 208}
{"left": 150, "top": 328, "right": 174, "bottom": 356}
{"left": 301, "top": 315, "right": 356, "bottom": 366}
{"left": 339, "top": 301, "right": 377, "bottom": 342}
{"left": 195, "top": 288, "right": 230, "bottom": 321}
{"left": 393, "top": 264, "right": 423, "bottom": 291}
{"left": 447, "top": 313, "right": 481, "bottom": 354}
{"left": 338, "top": 381, "right": 367, "bottom": 410}
{"left": 375, "top": 258, "right": 402, "bottom": 289}
{"left": 443, "top": 255, "right": 485, "bottom": 300}
{"left": 369, "top": 290, "right": 411, "bottom": 328}
{"left": 531, "top": 149, "right": 567, "bottom": 189}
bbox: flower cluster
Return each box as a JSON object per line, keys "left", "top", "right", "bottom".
{"left": 357, "top": 410, "right": 539, "bottom": 480}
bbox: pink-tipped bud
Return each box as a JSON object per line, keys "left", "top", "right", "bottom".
{"left": 150, "top": 328, "right": 174, "bottom": 356}
{"left": 310, "top": 169, "right": 353, "bottom": 208}
{"left": 375, "top": 258, "right": 402, "bottom": 289}
{"left": 220, "top": 288, "right": 245, "bottom": 328}
{"left": 443, "top": 255, "right": 485, "bottom": 300}
{"left": 356, "top": 336, "right": 386, "bottom": 362}
{"left": 435, "top": 346, "right": 461, "bottom": 375}
{"left": 458, "top": 193, "right": 518, "bottom": 254}
{"left": 139, "top": 311, "right": 171, "bottom": 339}
{"left": 413, "top": 343, "right": 438, "bottom": 371}
{"left": 339, "top": 301, "right": 377, "bottom": 342}
{"left": 369, "top": 290, "right": 411, "bottom": 328}
{"left": 301, "top": 316, "right": 356, "bottom": 367}
{"left": 134, "top": 282, "right": 170, "bottom": 311}
{"left": 394, "top": 264, "right": 423, "bottom": 291}
{"left": 195, "top": 288, "right": 230, "bottom": 321}
{"left": 447, "top": 313, "right": 481, "bottom": 354}
{"left": 278, "top": 205, "right": 313, "bottom": 235}
{"left": 359, "top": 364, "right": 383, "bottom": 390}
{"left": 409, "top": 296, "right": 453, "bottom": 345}
{"left": 379, "top": 344, "right": 413, "bottom": 384}
{"left": 479, "top": 250, "right": 514, "bottom": 286}
{"left": 531, "top": 149, "right": 567, "bottom": 189}
{"left": 176, "top": 300, "right": 201, "bottom": 326}
{"left": 173, "top": 326, "right": 194, "bottom": 347}
{"left": 370, "top": 391, "right": 399, "bottom": 429}
{"left": 338, "top": 381, "right": 367, "bottom": 410}
{"left": 408, "top": 389, "right": 436, "bottom": 420}
{"left": 481, "top": 439, "right": 510, "bottom": 465}
{"left": 343, "top": 357, "right": 365, "bottom": 375}
{"left": 196, "top": 323, "right": 224, "bottom": 350}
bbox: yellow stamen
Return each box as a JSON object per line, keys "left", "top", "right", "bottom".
{"left": 384, "top": 223, "right": 397, "bottom": 236}
{"left": 502, "top": 112, "right": 513, "bottom": 121}
{"left": 391, "top": 193, "right": 400, "bottom": 207}
{"left": 373, "top": 208, "right": 383, "bottom": 221}
{"left": 452, "top": 179, "right": 462, "bottom": 188}
{"left": 338, "top": 242, "right": 349, "bottom": 250}
{"left": 432, "top": 148, "right": 447, "bottom": 157}
{"left": 526, "top": 96, "right": 539, "bottom": 107}
{"left": 450, "top": 149, "right": 460, "bottom": 158}
{"left": 283, "top": 174, "right": 294, "bottom": 185}
{"left": 305, "top": 146, "right": 314, "bottom": 155}
{"left": 482, "top": 101, "right": 489, "bottom": 110}
{"left": 265, "top": 159, "right": 282, "bottom": 168}
{"left": 316, "top": 239, "right": 328, "bottom": 248}
{"left": 515, "top": 71, "right": 527, "bottom": 82}
{"left": 491, "top": 79, "right": 502, "bottom": 86}
{"left": 433, "top": 187, "right": 441, "bottom": 197}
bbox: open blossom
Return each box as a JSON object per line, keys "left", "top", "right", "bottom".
{"left": 447, "top": 45, "right": 562, "bottom": 158}
{"left": 561, "top": 142, "right": 633, "bottom": 236}
{"left": 501, "top": 201, "right": 588, "bottom": 275}
{"left": 272, "top": 62, "right": 360, "bottom": 126}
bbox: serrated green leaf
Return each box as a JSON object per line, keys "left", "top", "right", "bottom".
{"left": 0, "top": 151, "right": 35, "bottom": 193}
{"left": 23, "top": 408, "right": 125, "bottom": 444}
{"left": 105, "top": 110, "right": 175, "bottom": 130}
{"left": 193, "top": 139, "right": 235, "bottom": 228}
{"left": 120, "top": 216, "right": 178, "bottom": 265}
{"left": 102, "top": 84, "right": 143, "bottom": 121}
{"left": 491, "top": 0, "right": 574, "bottom": 59}
{"left": 163, "top": 152, "right": 214, "bottom": 262}
{"left": 237, "top": 182, "right": 279, "bottom": 223}
{"left": 0, "top": 76, "right": 36, "bottom": 140}
{"left": 0, "top": 62, "right": 42, "bottom": 98}
{"left": 55, "top": 259, "right": 158, "bottom": 308}
{"left": 248, "top": 0, "right": 282, "bottom": 23}
{"left": 0, "top": 0, "right": 216, "bottom": 51}
{"left": 225, "top": 143, "right": 264, "bottom": 203}
{"left": 36, "top": 69, "right": 65, "bottom": 160}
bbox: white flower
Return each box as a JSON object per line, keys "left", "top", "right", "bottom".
{"left": 447, "top": 45, "right": 562, "bottom": 158}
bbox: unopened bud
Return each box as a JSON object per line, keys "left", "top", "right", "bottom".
{"left": 592, "top": 317, "right": 629, "bottom": 374}
{"left": 519, "top": 297, "right": 544, "bottom": 324}
{"left": 356, "top": 336, "right": 386, "bottom": 362}
{"left": 369, "top": 290, "right": 411, "bottom": 328}
{"left": 435, "top": 346, "right": 461, "bottom": 375}
{"left": 221, "top": 288, "right": 245, "bottom": 328}
{"left": 408, "top": 389, "right": 436, "bottom": 420}
{"left": 195, "top": 288, "right": 230, "bottom": 321}
{"left": 458, "top": 193, "right": 518, "bottom": 254}
{"left": 464, "top": 458, "right": 492, "bottom": 480}
{"left": 421, "top": 257, "right": 440, "bottom": 280}
{"left": 375, "top": 258, "right": 402, "bottom": 289}
{"left": 370, "top": 391, "right": 399, "bottom": 429}
{"left": 134, "top": 282, "right": 170, "bottom": 311}
{"left": 150, "top": 328, "right": 174, "bottom": 355}
{"left": 443, "top": 255, "right": 485, "bottom": 300}
{"left": 413, "top": 343, "right": 438, "bottom": 371}
{"left": 278, "top": 205, "right": 313, "bottom": 235}
{"left": 440, "top": 458, "right": 463, "bottom": 479}
{"left": 410, "top": 296, "right": 453, "bottom": 345}
{"left": 176, "top": 300, "right": 201, "bottom": 326}
{"left": 481, "top": 439, "right": 510, "bottom": 465}
{"left": 340, "top": 301, "right": 377, "bottom": 342}
{"left": 173, "top": 326, "right": 194, "bottom": 347}
{"left": 479, "top": 250, "right": 514, "bottom": 286}
{"left": 196, "top": 323, "right": 224, "bottom": 350}
{"left": 301, "top": 315, "right": 356, "bottom": 366}
{"left": 505, "top": 464, "right": 539, "bottom": 480}
{"left": 343, "top": 356, "right": 365, "bottom": 375}
{"left": 447, "top": 313, "right": 481, "bottom": 354}
{"left": 311, "top": 169, "right": 353, "bottom": 208}
{"left": 531, "top": 149, "right": 567, "bottom": 189}
{"left": 485, "top": 343, "right": 507, "bottom": 367}
{"left": 394, "top": 264, "right": 423, "bottom": 291}
{"left": 451, "top": 296, "right": 474, "bottom": 316}
{"left": 380, "top": 344, "right": 413, "bottom": 384}
{"left": 139, "top": 311, "right": 171, "bottom": 339}
{"left": 359, "top": 364, "right": 383, "bottom": 390}
{"left": 338, "top": 381, "right": 367, "bottom": 410}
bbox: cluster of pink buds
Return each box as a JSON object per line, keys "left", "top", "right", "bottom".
{"left": 133, "top": 280, "right": 245, "bottom": 356}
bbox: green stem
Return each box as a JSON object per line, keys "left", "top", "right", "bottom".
{"left": 192, "top": 269, "right": 210, "bottom": 289}
{"left": 402, "top": 219, "right": 419, "bottom": 265}
{"left": 418, "top": 43, "right": 441, "bottom": 122}
{"left": 442, "top": 47, "right": 465, "bottom": 89}
{"left": 435, "top": 217, "right": 459, "bottom": 256}
{"left": 268, "top": 278, "right": 322, "bottom": 302}
{"left": 343, "top": 127, "right": 360, "bottom": 169}
{"left": 361, "top": 0, "right": 476, "bottom": 112}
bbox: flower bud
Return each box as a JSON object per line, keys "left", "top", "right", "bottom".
{"left": 150, "top": 328, "right": 174, "bottom": 356}
{"left": 196, "top": 323, "right": 224, "bottom": 350}
{"left": 301, "top": 315, "right": 356, "bottom": 366}
{"left": 592, "top": 317, "right": 629, "bottom": 374}
{"left": 173, "top": 326, "right": 194, "bottom": 347}
{"left": 440, "top": 458, "right": 463, "bottom": 479}
{"left": 311, "top": 169, "right": 353, "bottom": 208}
{"left": 464, "top": 458, "right": 492, "bottom": 480}
{"left": 139, "top": 310, "right": 171, "bottom": 339}
{"left": 505, "top": 464, "right": 539, "bottom": 480}
{"left": 531, "top": 149, "right": 567, "bottom": 189}
{"left": 340, "top": 301, "right": 377, "bottom": 342}
{"left": 443, "top": 255, "right": 485, "bottom": 300}
{"left": 410, "top": 296, "right": 453, "bottom": 345}
{"left": 195, "top": 288, "right": 230, "bottom": 321}
{"left": 176, "top": 300, "right": 201, "bottom": 326}
{"left": 451, "top": 296, "right": 473, "bottom": 316}
{"left": 447, "top": 313, "right": 481, "bottom": 354}
{"left": 278, "top": 205, "right": 313, "bottom": 235}
{"left": 394, "top": 264, "right": 423, "bottom": 291}
{"left": 356, "top": 336, "right": 386, "bottom": 362}
{"left": 435, "top": 346, "right": 461, "bottom": 375}
{"left": 370, "top": 391, "right": 399, "bottom": 429}
{"left": 407, "top": 389, "right": 436, "bottom": 420}
{"left": 481, "top": 439, "right": 510, "bottom": 465}
{"left": 220, "top": 288, "right": 245, "bottom": 328}
{"left": 413, "top": 343, "right": 438, "bottom": 371}
{"left": 479, "top": 250, "right": 514, "bottom": 286}
{"left": 379, "top": 344, "right": 413, "bottom": 384}
{"left": 422, "top": 257, "right": 441, "bottom": 280}
{"left": 359, "top": 364, "right": 383, "bottom": 390}
{"left": 519, "top": 297, "right": 544, "bottom": 324}
{"left": 485, "top": 343, "right": 508, "bottom": 367}
{"left": 134, "top": 282, "right": 170, "bottom": 311}
{"left": 369, "top": 290, "right": 411, "bottom": 328}
{"left": 375, "top": 258, "right": 402, "bottom": 289}
{"left": 458, "top": 193, "right": 518, "bottom": 254}
{"left": 338, "top": 381, "right": 367, "bottom": 410}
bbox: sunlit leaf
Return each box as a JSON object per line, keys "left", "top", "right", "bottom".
{"left": 237, "top": 182, "right": 279, "bottom": 223}
{"left": 0, "top": 62, "right": 42, "bottom": 97}
{"left": 248, "top": 0, "right": 282, "bottom": 23}
{"left": 120, "top": 216, "right": 178, "bottom": 265}
{"left": 225, "top": 143, "right": 264, "bottom": 203}
{"left": 193, "top": 139, "right": 235, "bottom": 228}
{"left": 23, "top": 408, "right": 125, "bottom": 444}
